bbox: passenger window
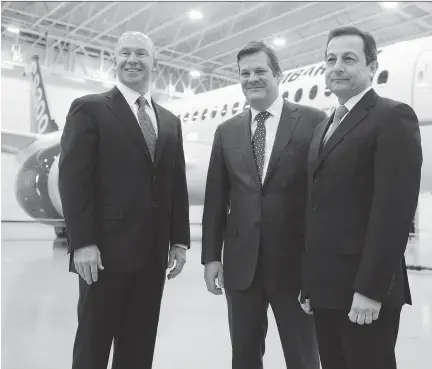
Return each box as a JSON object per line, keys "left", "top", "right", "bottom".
{"left": 201, "top": 108, "right": 208, "bottom": 120}
{"left": 243, "top": 101, "right": 250, "bottom": 111}
{"left": 282, "top": 91, "right": 289, "bottom": 100}
{"left": 232, "top": 102, "right": 240, "bottom": 115}
{"left": 192, "top": 111, "right": 199, "bottom": 122}
{"left": 309, "top": 85, "right": 318, "bottom": 100}
{"left": 294, "top": 88, "right": 303, "bottom": 102}
{"left": 211, "top": 106, "right": 218, "bottom": 119}
{"left": 183, "top": 113, "right": 189, "bottom": 124}
{"left": 377, "top": 70, "right": 388, "bottom": 84}
{"left": 221, "top": 104, "right": 228, "bottom": 117}
{"left": 324, "top": 87, "right": 332, "bottom": 97}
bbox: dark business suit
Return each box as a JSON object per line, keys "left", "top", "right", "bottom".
{"left": 202, "top": 99, "right": 326, "bottom": 369}
{"left": 59, "top": 86, "right": 190, "bottom": 369}
{"left": 302, "top": 89, "right": 422, "bottom": 369}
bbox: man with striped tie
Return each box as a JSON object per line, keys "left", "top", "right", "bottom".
{"left": 59, "top": 31, "right": 190, "bottom": 369}
{"left": 202, "top": 40, "right": 326, "bottom": 369}
{"left": 301, "top": 26, "right": 422, "bottom": 369}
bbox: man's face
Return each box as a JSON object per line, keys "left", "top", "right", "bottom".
{"left": 325, "top": 35, "right": 377, "bottom": 102}
{"left": 114, "top": 33, "right": 154, "bottom": 91}
{"left": 239, "top": 51, "right": 280, "bottom": 110}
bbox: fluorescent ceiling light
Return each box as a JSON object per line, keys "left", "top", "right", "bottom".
{"left": 273, "top": 37, "right": 285, "bottom": 47}
{"left": 6, "top": 26, "right": 20, "bottom": 34}
{"left": 189, "top": 10, "right": 203, "bottom": 20}
{"left": 380, "top": 2, "right": 399, "bottom": 9}
{"left": 190, "top": 70, "right": 201, "bottom": 78}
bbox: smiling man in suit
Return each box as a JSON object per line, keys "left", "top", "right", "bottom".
{"left": 301, "top": 26, "right": 423, "bottom": 369}
{"left": 58, "top": 31, "right": 190, "bottom": 369}
{"left": 202, "top": 40, "right": 326, "bottom": 369}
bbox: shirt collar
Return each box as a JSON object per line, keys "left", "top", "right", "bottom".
{"left": 343, "top": 86, "right": 372, "bottom": 112}
{"left": 116, "top": 79, "right": 153, "bottom": 110}
{"left": 250, "top": 96, "right": 284, "bottom": 124}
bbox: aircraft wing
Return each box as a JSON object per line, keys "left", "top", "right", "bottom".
{"left": 1, "top": 129, "right": 40, "bottom": 154}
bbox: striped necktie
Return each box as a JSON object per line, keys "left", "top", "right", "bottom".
{"left": 136, "top": 96, "right": 157, "bottom": 161}
{"left": 323, "top": 105, "right": 349, "bottom": 145}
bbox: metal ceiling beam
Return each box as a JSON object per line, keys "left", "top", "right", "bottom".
{"left": 211, "top": 2, "right": 365, "bottom": 73}
{"left": 158, "top": 2, "right": 269, "bottom": 53}
{"left": 393, "top": 5, "right": 432, "bottom": 30}
{"left": 172, "top": 2, "right": 317, "bottom": 67}
{"left": 146, "top": 3, "right": 213, "bottom": 37}
{"left": 279, "top": 12, "right": 432, "bottom": 70}
{"left": 63, "top": 2, "right": 117, "bottom": 38}
{"left": 88, "top": 2, "right": 156, "bottom": 43}
{"left": 31, "top": 2, "right": 67, "bottom": 28}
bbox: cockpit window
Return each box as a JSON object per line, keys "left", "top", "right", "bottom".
{"left": 201, "top": 108, "right": 208, "bottom": 120}
{"left": 192, "top": 111, "right": 199, "bottom": 122}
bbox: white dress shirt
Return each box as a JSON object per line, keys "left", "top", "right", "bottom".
{"left": 116, "top": 80, "right": 158, "bottom": 136}
{"left": 337, "top": 86, "right": 372, "bottom": 124}
{"left": 250, "top": 96, "right": 284, "bottom": 183}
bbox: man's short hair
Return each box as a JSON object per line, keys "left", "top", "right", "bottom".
{"left": 325, "top": 26, "right": 377, "bottom": 65}
{"left": 237, "top": 41, "right": 282, "bottom": 77}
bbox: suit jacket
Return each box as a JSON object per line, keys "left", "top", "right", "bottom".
{"left": 58, "top": 86, "right": 190, "bottom": 273}
{"left": 302, "top": 89, "right": 422, "bottom": 309}
{"left": 202, "top": 100, "right": 326, "bottom": 292}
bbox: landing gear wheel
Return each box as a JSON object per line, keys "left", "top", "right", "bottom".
{"left": 55, "top": 226, "right": 67, "bottom": 238}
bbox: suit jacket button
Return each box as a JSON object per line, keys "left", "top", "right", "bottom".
{"left": 152, "top": 201, "right": 157, "bottom": 208}
{"left": 312, "top": 205, "right": 319, "bottom": 212}
{"left": 314, "top": 176, "right": 320, "bottom": 183}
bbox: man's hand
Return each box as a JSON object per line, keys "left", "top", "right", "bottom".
{"left": 204, "top": 261, "right": 224, "bottom": 295}
{"left": 74, "top": 245, "right": 104, "bottom": 285}
{"left": 298, "top": 290, "right": 313, "bottom": 315}
{"left": 348, "top": 292, "right": 382, "bottom": 325}
{"left": 167, "top": 246, "right": 187, "bottom": 280}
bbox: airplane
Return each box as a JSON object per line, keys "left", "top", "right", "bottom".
{"left": 1, "top": 35, "right": 432, "bottom": 239}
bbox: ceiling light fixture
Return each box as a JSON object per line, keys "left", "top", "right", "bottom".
{"left": 189, "top": 10, "right": 203, "bottom": 20}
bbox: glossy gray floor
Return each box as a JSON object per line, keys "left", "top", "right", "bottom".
{"left": 2, "top": 222, "right": 432, "bottom": 369}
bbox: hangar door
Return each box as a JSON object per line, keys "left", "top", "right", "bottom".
{"left": 413, "top": 50, "right": 432, "bottom": 125}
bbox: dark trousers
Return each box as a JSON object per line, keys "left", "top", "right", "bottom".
{"left": 313, "top": 307, "right": 402, "bottom": 369}
{"left": 225, "top": 256, "right": 320, "bottom": 369}
{"left": 71, "top": 247, "right": 166, "bottom": 369}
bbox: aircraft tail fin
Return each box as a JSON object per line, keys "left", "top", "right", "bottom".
{"left": 30, "top": 55, "right": 59, "bottom": 134}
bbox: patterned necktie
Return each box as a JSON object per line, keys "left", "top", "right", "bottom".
{"left": 252, "top": 111, "right": 270, "bottom": 181}
{"left": 323, "top": 105, "right": 349, "bottom": 145}
{"left": 136, "top": 96, "right": 157, "bottom": 161}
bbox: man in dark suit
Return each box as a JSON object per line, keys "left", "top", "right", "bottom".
{"left": 58, "top": 31, "right": 190, "bottom": 369}
{"left": 202, "top": 41, "right": 326, "bottom": 369}
{"left": 301, "top": 26, "right": 423, "bottom": 369}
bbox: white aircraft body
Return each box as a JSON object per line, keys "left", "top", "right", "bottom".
{"left": 1, "top": 36, "right": 432, "bottom": 237}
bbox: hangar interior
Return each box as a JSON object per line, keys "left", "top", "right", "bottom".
{"left": 1, "top": 2, "right": 432, "bottom": 369}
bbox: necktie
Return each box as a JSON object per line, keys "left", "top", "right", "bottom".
{"left": 323, "top": 105, "right": 349, "bottom": 145}
{"left": 252, "top": 111, "right": 270, "bottom": 181}
{"left": 136, "top": 96, "right": 157, "bottom": 161}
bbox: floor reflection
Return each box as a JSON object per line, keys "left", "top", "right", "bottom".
{"left": 1, "top": 222, "right": 432, "bottom": 369}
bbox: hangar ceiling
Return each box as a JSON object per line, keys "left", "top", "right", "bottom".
{"left": 2, "top": 1, "right": 432, "bottom": 100}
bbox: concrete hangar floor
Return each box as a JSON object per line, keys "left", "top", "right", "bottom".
{"left": 1, "top": 215, "right": 432, "bottom": 369}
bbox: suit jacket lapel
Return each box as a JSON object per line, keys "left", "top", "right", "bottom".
{"left": 152, "top": 100, "right": 169, "bottom": 167}
{"left": 315, "top": 89, "right": 378, "bottom": 172}
{"left": 104, "top": 87, "right": 152, "bottom": 160}
{"left": 263, "top": 101, "right": 299, "bottom": 185}
{"left": 237, "top": 110, "right": 261, "bottom": 187}
{"left": 309, "top": 115, "right": 330, "bottom": 175}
